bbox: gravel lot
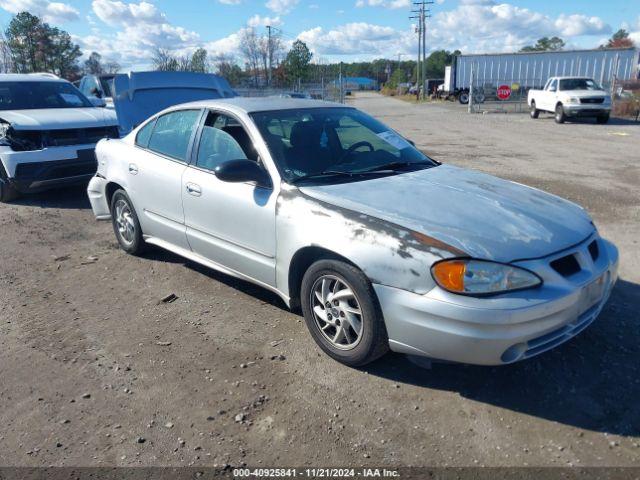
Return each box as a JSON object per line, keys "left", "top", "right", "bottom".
{"left": 0, "top": 92, "right": 638, "bottom": 469}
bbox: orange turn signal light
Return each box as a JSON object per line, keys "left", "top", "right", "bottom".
{"left": 432, "top": 260, "right": 467, "bottom": 292}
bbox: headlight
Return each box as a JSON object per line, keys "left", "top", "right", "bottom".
{"left": 567, "top": 97, "right": 580, "bottom": 104}
{"left": 431, "top": 259, "right": 542, "bottom": 295}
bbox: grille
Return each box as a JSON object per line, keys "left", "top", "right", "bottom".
{"left": 580, "top": 97, "right": 605, "bottom": 104}
{"left": 550, "top": 254, "right": 581, "bottom": 277}
{"left": 588, "top": 240, "right": 600, "bottom": 262}
{"left": 9, "top": 126, "right": 119, "bottom": 151}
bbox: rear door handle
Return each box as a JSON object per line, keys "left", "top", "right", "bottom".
{"left": 185, "top": 183, "right": 202, "bottom": 196}
{"left": 128, "top": 163, "right": 138, "bottom": 175}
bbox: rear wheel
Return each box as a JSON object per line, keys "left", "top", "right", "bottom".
{"left": 555, "top": 104, "right": 566, "bottom": 124}
{"left": 300, "top": 259, "right": 389, "bottom": 367}
{"left": 530, "top": 101, "right": 540, "bottom": 119}
{"left": 596, "top": 113, "right": 610, "bottom": 124}
{"left": 110, "top": 189, "right": 145, "bottom": 255}
{"left": 458, "top": 92, "right": 469, "bottom": 104}
{"left": 0, "top": 181, "right": 19, "bottom": 203}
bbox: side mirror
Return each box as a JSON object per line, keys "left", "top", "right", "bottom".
{"left": 89, "top": 96, "right": 107, "bottom": 108}
{"left": 215, "top": 159, "right": 271, "bottom": 187}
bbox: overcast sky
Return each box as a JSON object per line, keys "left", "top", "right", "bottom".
{"left": 0, "top": 0, "right": 638, "bottom": 69}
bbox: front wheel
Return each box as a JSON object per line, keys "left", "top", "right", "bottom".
{"left": 300, "top": 259, "right": 389, "bottom": 367}
{"left": 110, "top": 189, "right": 145, "bottom": 255}
{"left": 0, "top": 181, "right": 19, "bottom": 203}
{"left": 555, "top": 104, "right": 566, "bottom": 124}
{"left": 530, "top": 101, "right": 540, "bottom": 119}
{"left": 596, "top": 113, "right": 610, "bottom": 124}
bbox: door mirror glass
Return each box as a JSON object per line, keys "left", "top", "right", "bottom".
{"left": 215, "top": 159, "right": 271, "bottom": 187}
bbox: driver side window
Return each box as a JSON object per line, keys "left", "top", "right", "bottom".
{"left": 196, "top": 112, "right": 255, "bottom": 172}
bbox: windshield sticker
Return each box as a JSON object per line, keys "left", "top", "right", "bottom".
{"left": 376, "top": 131, "right": 411, "bottom": 150}
{"left": 59, "top": 93, "right": 84, "bottom": 106}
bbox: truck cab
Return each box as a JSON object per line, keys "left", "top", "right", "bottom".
{"left": 528, "top": 76, "right": 612, "bottom": 124}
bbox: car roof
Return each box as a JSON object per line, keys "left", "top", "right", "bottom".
{"left": 0, "top": 73, "right": 65, "bottom": 83}
{"left": 553, "top": 76, "right": 597, "bottom": 80}
{"left": 173, "top": 96, "right": 349, "bottom": 115}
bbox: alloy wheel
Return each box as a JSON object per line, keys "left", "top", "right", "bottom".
{"left": 310, "top": 275, "right": 364, "bottom": 350}
{"left": 114, "top": 198, "right": 136, "bottom": 245}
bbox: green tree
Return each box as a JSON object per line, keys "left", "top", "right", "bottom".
{"left": 520, "top": 36, "right": 565, "bottom": 52}
{"left": 387, "top": 68, "right": 407, "bottom": 88}
{"left": 5, "top": 12, "right": 82, "bottom": 78}
{"left": 284, "top": 40, "right": 312, "bottom": 85}
{"left": 190, "top": 48, "right": 208, "bottom": 73}
{"left": 84, "top": 51, "right": 103, "bottom": 75}
{"left": 602, "top": 29, "right": 634, "bottom": 49}
{"left": 424, "top": 49, "right": 460, "bottom": 78}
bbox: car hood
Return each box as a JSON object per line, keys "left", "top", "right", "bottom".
{"left": 561, "top": 89, "right": 609, "bottom": 98}
{"left": 0, "top": 107, "right": 118, "bottom": 130}
{"left": 299, "top": 164, "right": 594, "bottom": 262}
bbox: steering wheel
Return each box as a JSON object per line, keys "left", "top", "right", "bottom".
{"left": 337, "top": 141, "right": 374, "bottom": 164}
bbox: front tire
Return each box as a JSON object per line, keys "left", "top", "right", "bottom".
{"left": 300, "top": 259, "right": 389, "bottom": 367}
{"left": 110, "top": 189, "right": 145, "bottom": 255}
{"left": 555, "top": 104, "right": 566, "bottom": 124}
{"left": 530, "top": 101, "right": 540, "bottom": 119}
{"left": 596, "top": 113, "right": 610, "bottom": 124}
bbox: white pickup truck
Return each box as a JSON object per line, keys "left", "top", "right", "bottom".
{"left": 528, "top": 76, "right": 611, "bottom": 124}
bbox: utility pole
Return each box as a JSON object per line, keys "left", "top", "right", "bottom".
{"left": 266, "top": 25, "right": 280, "bottom": 87}
{"left": 410, "top": 1, "right": 433, "bottom": 100}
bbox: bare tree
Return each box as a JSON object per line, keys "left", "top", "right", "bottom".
{"left": 152, "top": 48, "right": 177, "bottom": 71}
{"left": 0, "top": 32, "right": 13, "bottom": 73}
{"left": 104, "top": 61, "right": 121, "bottom": 74}
{"left": 240, "top": 28, "right": 261, "bottom": 86}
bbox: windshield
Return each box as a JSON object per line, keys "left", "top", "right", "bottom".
{"left": 99, "top": 77, "right": 114, "bottom": 98}
{"left": 0, "top": 81, "right": 93, "bottom": 110}
{"left": 559, "top": 78, "right": 601, "bottom": 91}
{"left": 251, "top": 107, "right": 437, "bottom": 183}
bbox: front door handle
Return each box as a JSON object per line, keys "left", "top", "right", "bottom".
{"left": 128, "top": 163, "right": 138, "bottom": 175}
{"left": 185, "top": 183, "right": 202, "bottom": 196}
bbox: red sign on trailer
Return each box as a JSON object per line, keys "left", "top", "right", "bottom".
{"left": 497, "top": 84, "right": 511, "bottom": 100}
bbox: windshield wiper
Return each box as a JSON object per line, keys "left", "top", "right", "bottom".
{"left": 361, "top": 160, "right": 435, "bottom": 173}
{"left": 292, "top": 169, "right": 392, "bottom": 184}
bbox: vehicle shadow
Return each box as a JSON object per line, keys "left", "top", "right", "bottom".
{"left": 141, "top": 245, "right": 290, "bottom": 312}
{"left": 363, "top": 279, "right": 640, "bottom": 437}
{"left": 10, "top": 185, "right": 91, "bottom": 209}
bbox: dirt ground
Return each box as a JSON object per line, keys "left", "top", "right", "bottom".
{"left": 0, "top": 92, "right": 639, "bottom": 469}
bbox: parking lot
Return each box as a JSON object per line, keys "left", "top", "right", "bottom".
{"left": 0, "top": 91, "right": 638, "bottom": 468}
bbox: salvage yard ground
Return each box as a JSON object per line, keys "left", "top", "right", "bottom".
{"left": 0, "top": 92, "right": 638, "bottom": 468}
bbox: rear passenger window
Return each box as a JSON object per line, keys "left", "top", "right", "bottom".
{"left": 135, "top": 120, "right": 155, "bottom": 148}
{"left": 147, "top": 110, "right": 200, "bottom": 161}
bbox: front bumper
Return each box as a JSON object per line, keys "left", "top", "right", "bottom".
{"left": 0, "top": 145, "right": 98, "bottom": 193}
{"left": 375, "top": 235, "right": 619, "bottom": 365}
{"left": 564, "top": 104, "right": 610, "bottom": 117}
{"left": 87, "top": 174, "right": 111, "bottom": 220}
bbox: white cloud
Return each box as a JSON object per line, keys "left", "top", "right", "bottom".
{"left": 0, "top": 0, "right": 79, "bottom": 23}
{"left": 298, "top": 22, "right": 401, "bottom": 56}
{"left": 554, "top": 14, "right": 610, "bottom": 37}
{"left": 265, "top": 0, "right": 298, "bottom": 15}
{"left": 218, "top": 0, "right": 241, "bottom": 4}
{"left": 355, "top": 0, "right": 410, "bottom": 9}
{"left": 247, "top": 14, "right": 282, "bottom": 27}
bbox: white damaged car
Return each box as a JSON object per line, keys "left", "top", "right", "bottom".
{"left": 87, "top": 97, "right": 619, "bottom": 366}
{"left": 0, "top": 73, "right": 119, "bottom": 202}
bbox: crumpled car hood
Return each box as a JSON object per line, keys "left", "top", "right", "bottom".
{"left": 299, "top": 164, "right": 594, "bottom": 262}
{"left": 0, "top": 107, "right": 118, "bottom": 130}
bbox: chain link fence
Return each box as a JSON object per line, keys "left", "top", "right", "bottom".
{"left": 234, "top": 81, "right": 345, "bottom": 103}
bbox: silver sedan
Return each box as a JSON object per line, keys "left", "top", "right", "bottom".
{"left": 87, "top": 97, "right": 618, "bottom": 366}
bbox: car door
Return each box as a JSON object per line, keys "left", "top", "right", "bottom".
{"left": 542, "top": 79, "right": 558, "bottom": 111}
{"left": 127, "top": 108, "right": 202, "bottom": 250}
{"left": 181, "top": 110, "right": 277, "bottom": 287}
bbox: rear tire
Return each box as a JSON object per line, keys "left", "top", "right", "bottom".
{"left": 110, "top": 189, "right": 145, "bottom": 255}
{"left": 596, "top": 113, "right": 610, "bottom": 124}
{"left": 530, "top": 101, "right": 540, "bottom": 119}
{"left": 458, "top": 92, "right": 469, "bottom": 104}
{"left": 300, "top": 259, "right": 389, "bottom": 367}
{"left": 555, "top": 104, "right": 566, "bottom": 124}
{"left": 0, "top": 181, "right": 19, "bottom": 203}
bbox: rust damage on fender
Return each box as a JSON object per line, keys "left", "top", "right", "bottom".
{"left": 277, "top": 186, "right": 468, "bottom": 292}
